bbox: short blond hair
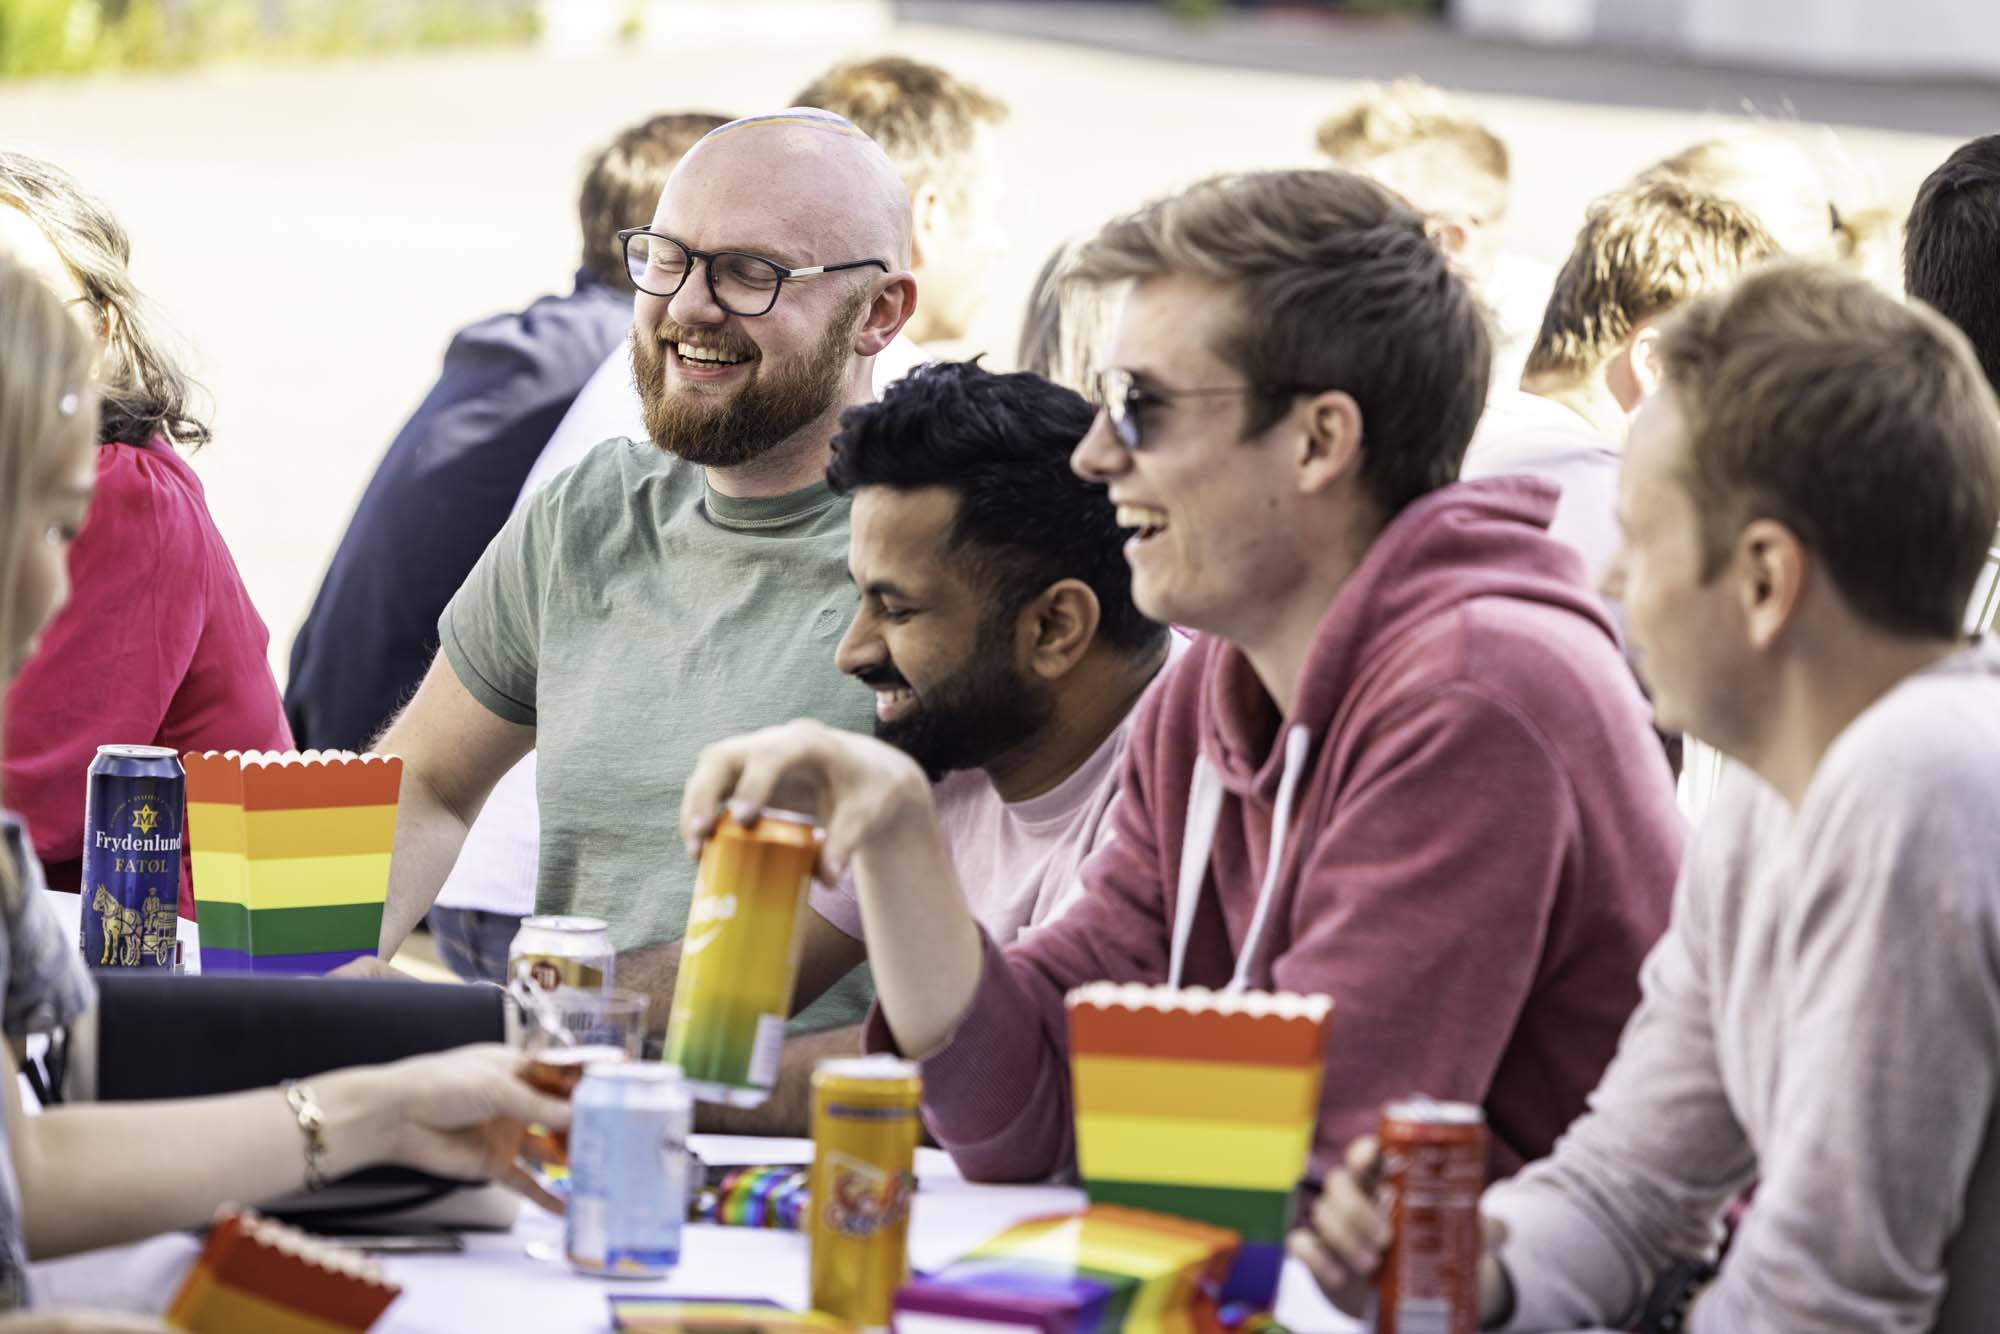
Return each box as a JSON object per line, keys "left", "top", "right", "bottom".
{"left": 1660, "top": 261, "right": 2000, "bottom": 638}
{"left": 793, "top": 55, "right": 1007, "bottom": 201}
{"left": 1071, "top": 169, "right": 1490, "bottom": 517}
{"left": 1314, "top": 79, "right": 1509, "bottom": 223}
{"left": 1526, "top": 175, "right": 1781, "bottom": 384}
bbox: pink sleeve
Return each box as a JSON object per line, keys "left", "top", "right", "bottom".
{"left": 864, "top": 729, "right": 1176, "bottom": 1183}
{"left": 2, "top": 449, "right": 201, "bottom": 868}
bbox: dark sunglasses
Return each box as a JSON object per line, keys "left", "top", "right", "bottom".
{"left": 1091, "top": 367, "right": 1312, "bottom": 450}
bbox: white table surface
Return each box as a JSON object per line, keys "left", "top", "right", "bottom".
{"left": 35, "top": 1135, "right": 1358, "bottom": 1332}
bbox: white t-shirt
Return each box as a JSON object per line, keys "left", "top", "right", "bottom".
{"left": 433, "top": 333, "right": 927, "bottom": 916}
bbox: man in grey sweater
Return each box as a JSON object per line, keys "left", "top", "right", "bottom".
{"left": 1291, "top": 260, "right": 2000, "bottom": 1332}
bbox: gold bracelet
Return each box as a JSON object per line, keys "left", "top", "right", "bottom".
{"left": 282, "top": 1080, "right": 328, "bottom": 1192}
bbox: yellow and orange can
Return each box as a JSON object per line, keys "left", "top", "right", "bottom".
{"left": 662, "top": 809, "right": 820, "bottom": 1107}
{"left": 808, "top": 1056, "right": 922, "bottom": 1331}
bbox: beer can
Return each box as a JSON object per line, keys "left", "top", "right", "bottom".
{"left": 1370, "top": 1097, "right": 1488, "bottom": 1334}
{"left": 79, "top": 745, "right": 185, "bottom": 970}
{"left": 508, "top": 915, "right": 613, "bottom": 995}
{"left": 566, "top": 1062, "right": 692, "bottom": 1278}
{"left": 808, "top": 1055, "right": 921, "bottom": 1331}
{"left": 663, "top": 810, "right": 820, "bottom": 1107}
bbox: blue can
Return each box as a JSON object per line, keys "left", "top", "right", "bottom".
{"left": 79, "top": 744, "right": 184, "bottom": 970}
{"left": 566, "top": 1062, "right": 691, "bottom": 1278}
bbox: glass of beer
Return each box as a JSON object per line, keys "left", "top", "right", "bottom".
{"left": 516, "top": 986, "right": 648, "bottom": 1166}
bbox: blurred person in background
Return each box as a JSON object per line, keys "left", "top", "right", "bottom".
{"left": 1016, "top": 236, "right": 1120, "bottom": 395}
{"left": 1903, "top": 133, "right": 2000, "bottom": 639}
{"left": 1315, "top": 79, "right": 1554, "bottom": 392}
{"left": 1464, "top": 175, "right": 1782, "bottom": 590}
{"left": 284, "top": 110, "right": 729, "bottom": 982}
{"left": 1294, "top": 262, "right": 2000, "bottom": 1334}
{"left": 1904, "top": 133, "right": 2000, "bottom": 395}
{"left": 0, "top": 153, "right": 290, "bottom": 909}
{"left": 1644, "top": 128, "right": 1896, "bottom": 281}
{"left": 285, "top": 111, "right": 729, "bottom": 758}
{"left": 431, "top": 56, "right": 1009, "bottom": 984}
{"left": 0, "top": 253, "right": 571, "bottom": 1329}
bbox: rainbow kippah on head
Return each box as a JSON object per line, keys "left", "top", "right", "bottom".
{"left": 166, "top": 1208, "right": 399, "bottom": 1333}
{"left": 183, "top": 751, "right": 401, "bottom": 974}
{"left": 893, "top": 1204, "right": 1238, "bottom": 1333}
{"left": 1066, "top": 983, "right": 1333, "bottom": 1308}
{"left": 700, "top": 108, "right": 871, "bottom": 144}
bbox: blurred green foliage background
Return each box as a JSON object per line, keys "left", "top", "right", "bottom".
{"left": 0, "top": 0, "right": 537, "bottom": 75}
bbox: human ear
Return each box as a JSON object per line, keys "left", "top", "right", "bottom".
{"left": 1296, "top": 390, "right": 1364, "bottom": 497}
{"left": 854, "top": 273, "right": 920, "bottom": 358}
{"left": 1024, "top": 580, "right": 1100, "bottom": 680}
{"left": 1737, "top": 518, "right": 1807, "bottom": 651}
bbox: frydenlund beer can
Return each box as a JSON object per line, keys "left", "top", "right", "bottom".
{"left": 1370, "top": 1097, "right": 1488, "bottom": 1334}
{"left": 79, "top": 745, "right": 184, "bottom": 970}
{"left": 565, "top": 1062, "right": 692, "bottom": 1278}
{"left": 508, "top": 914, "right": 614, "bottom": 994}
{"left": 808, "top": 1056, "right": 922, "bottom": 1331}
{"left": 663, "top": 809, "right": 820, "bottom": 1107}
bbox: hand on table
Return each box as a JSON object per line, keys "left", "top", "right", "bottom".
{"left": 682, "top": 719, "right": 937, "bottom": 883}
{"left": 383, "top": 1044, "right": 573, "bottom": 1213}
{"left": 0, "top": 1312, "right": 173, "bottom": 1332}
{"left": 327, "top": 955, "right": 414, "bottom": 981}
{"left": 1286, "top": 1135, "right": 1513, "bottom": 1324}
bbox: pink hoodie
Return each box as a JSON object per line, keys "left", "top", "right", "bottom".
{"left": 867, "top": 477, "right": 1683, "bottom": 1183}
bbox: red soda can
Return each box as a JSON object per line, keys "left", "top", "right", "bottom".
{"left": 1370, "top": 1097, "right": 1487, "bottom": 1334}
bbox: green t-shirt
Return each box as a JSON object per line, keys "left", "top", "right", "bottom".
{"left": 440, "top": 437, "right": 875, "bottom": 1026}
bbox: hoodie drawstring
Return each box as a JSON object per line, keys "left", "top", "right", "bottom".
{"left": 1169, "top": 723, "right": 1314, "bottom": 992}
{"left": 1169, "top": 756, "right": 1227, "bottom": 988}
{"left": 1228, "top": 724, "right": 1313, "bottom": 993}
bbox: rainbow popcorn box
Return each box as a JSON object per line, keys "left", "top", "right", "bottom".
{"left": 1066, "top": 983, "right": 1333, "bottom": 1308}
{"left": 892, "top": 1205, "right": 1237, "bottom": 1333}
{"left": 166, "top": 1207, "right": 400, "bottom": 1332}
{"left": 182, "top": 751, "right": 402, "bottom": 974}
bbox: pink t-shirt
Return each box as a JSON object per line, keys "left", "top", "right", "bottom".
{"left": 3, "top": 441, "right": 292, "bottom": 912}
{"left": 815, "top": 639, "right": 1185, "bottom": 944}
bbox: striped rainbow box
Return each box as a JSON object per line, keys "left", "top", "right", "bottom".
{"left": 892, "top": 1205, "right": 1238, "bottom": 1333}
{"left": 183, "top": 751, "right": 401, "bottom": 975}
{"left": 1066, "top": 983, "right": 1334, "bottom": 1309}
{"left": 166, "top": 1207, "right": 399, "bottom": 1333}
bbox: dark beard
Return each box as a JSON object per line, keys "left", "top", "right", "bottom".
{"left": 865, "top": 618, "right": 1056, "bottom": 782}
{"left": 633, "top": 289, "right": 865, "bottom": 467}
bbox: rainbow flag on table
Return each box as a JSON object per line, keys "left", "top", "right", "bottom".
{"left": 166, "top": 1207, "right": 399, "bottom": 1333}
{"left": 893, "top": 1205, "right": 1238, "bottom": 1333}
{"left": 183, "top": 751, "right": 401, "bottom": 974}
{"left": 1066, "top": 983, "right": 1334, "bottom": 1308}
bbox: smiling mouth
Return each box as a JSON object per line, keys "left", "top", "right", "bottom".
{"left": 873, "top": 686, "right": 917, "bottom": 720}
{"left": 1116, "top": 503, "right": 1169, "bottom": 543}
{"left": 670, "top": 339, "right": 754, "bottom": 371}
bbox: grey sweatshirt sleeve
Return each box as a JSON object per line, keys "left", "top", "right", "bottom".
{"left": 1483, "top": 823, "right": 1757, "bottom": 1332}
{"left": 1684, "top": 748, "right": 2000, "bottom": 1332}
{"left": 1492, "top": 736, "right": 2000, "bottom": 1332}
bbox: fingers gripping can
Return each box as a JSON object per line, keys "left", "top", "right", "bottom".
{"left": 1370, "top": 1098, "right": 1488, "bottom": 1334}
{"left": 809, "top": 1056, "right": 922, "bottom": 1331}
{"left": 508, "top": 915, "right": 614, "bottom": 995}
{"left": 566, "top": 1062, "right": 692, "bottom": 1277}
{"left": 663, "top": 810, "right": 820, "bottom": 1107}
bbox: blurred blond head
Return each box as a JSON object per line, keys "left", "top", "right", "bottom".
{"left": 1314, "top": 78, "right": 1510, "bottom": 278}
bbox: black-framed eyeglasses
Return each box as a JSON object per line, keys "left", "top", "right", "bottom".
{"left": 1090, "top": 367, "right": 1312, "bottom": 451}
{"left": 619, "top": 228, "right": 889, "bottom": 317}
